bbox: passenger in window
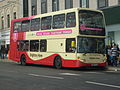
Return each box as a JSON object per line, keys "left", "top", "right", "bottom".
{"left": 69, "top": 47, "right": 76, "bottom": 52}
{"left": 40, "top": 42, "right": 45, "bottom": 52}
{"left": 69, "top": 41, "right": 76, "bottom": 52}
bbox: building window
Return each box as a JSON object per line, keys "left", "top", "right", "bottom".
{"left": 118, "top": 0, "right": 120, "bottom": 4}
{"left": 52, "top": 0, "right": 59, "bottom": 12}
{"left": 23, "top": 0, "right": 29, "bottom": 17}
{"left": 14, "top": 12, "right": 16, "bottom": 19}
{"left": 31, "top": 0, "right": 37, "bottom": 16}
{"left": 1, "top": 16, "right": 4, "bottom": 29}
{"left": 65, "top": 0, "right": 73, "bottom": 9}
{"left": 41, "top": 0, "right": 47, "bottom": 14}
{"left": 7, "top": 14, "right": 10, "bottom": 28}
{"left": 98, "top": 0, "right": 108, "bottom": 9}
{"left": 80, "top": 0, "right": 89, "bottom": 8}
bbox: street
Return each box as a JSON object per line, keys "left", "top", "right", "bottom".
{"left": 0, "top": 60, "right": 120, "bottom": 90}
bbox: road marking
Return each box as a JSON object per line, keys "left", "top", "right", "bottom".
{"left": 83, "top": 72, "right": 104, "bottom": 74}
{"left": 105, "top": 71, "right": 118, "bottom": 72}
{"left": 86, "top": 81, "right": 120, "bottom": 89}
{"left": 59, "top": 73, "right": 80, "bottom": 76}
{"left": 84, "top": 72, "right": 100, "bottom": 74}
{"left": 28, "top": 74, "right": 64, "bottom": 80}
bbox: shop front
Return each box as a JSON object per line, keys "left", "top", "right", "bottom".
{"left": 102, "top": 6, "right": 120, "bottom": 47}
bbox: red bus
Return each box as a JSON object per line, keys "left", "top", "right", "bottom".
{"left": 9, "top": 8, "right": 106, "bottom": 69}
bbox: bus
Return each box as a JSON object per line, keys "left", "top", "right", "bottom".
{"left": 9, "top": 8, "right": 106, "bottom": 69}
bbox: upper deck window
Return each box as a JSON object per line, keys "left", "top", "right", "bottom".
{"left": 41, "top": 16, "right": 52, "bottom": 30}
{"left": 66, "top": 12, "right": 76, "bottom": 28}
{"left": 53, "top": 14, "right": 65, "bottom": 29}
{"left": 31, "top": 18, "right": 40, "bottom": 31}
{"left": 14, "top": 22, "right": 21, "bottom": 32}
{"left": 79, "top": 10, "right": 105, "bottom": 36}
{"left": 21, "top": 20, "right": 30, "bottom": 32}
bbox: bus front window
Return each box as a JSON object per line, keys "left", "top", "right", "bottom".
{"left": 77, "top": 37, "right": 105, "bottom": 53}
{"left": 79, "top": 10, "right": 105, "bottom": 36}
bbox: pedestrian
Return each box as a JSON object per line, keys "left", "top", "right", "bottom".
{"left": 111, "top": 44, "right": 119, "bottom": 66}
{"left": 5, "top": 48, "right": 8, "bottom": 59}
{"left": 1, "top": 46, "right": 5, "bottom": 59}
{"left": 106, "top": 45, "right": 112, "bottom": 65}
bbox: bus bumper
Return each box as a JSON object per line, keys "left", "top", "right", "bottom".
{"left": 62, "top": 59, "right": 106, "bottom": 68}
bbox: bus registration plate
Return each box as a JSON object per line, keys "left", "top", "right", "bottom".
{"left": 91, "top": 64, "right": 98, "bottom": 66}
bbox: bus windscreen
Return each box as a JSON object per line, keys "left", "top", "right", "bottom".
{"left": 79, "top": 10, "right": 105, "bottom": 36}
{"left": 77, "top": 37, "right": 105, "bottom": 53}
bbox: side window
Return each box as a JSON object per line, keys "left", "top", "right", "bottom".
{"left": 18, "top": 40, "right": 29, "bottom": 51}
{"left": 17, "top": 41, "right": 20, "bottom": 51}
{"left": 14, "top": 22, "right": 21, "bottom": 32}
{"left": 66, "top": 38, "right": 76, "bottom": 53}
{"left": 53, "top": 14, "right": 65, "bottom": 29}
{"left": 31, "top": 18, "right": 40, "bottom": 31}
{"left": 40, "top": 40, "right": 47, "bottom": 52}
{"left": 21, "top": 20, "right": 30, "bottom": 32}
{"left": 30, "top": 40, "right": 39, "bottom": 52}
{"left": 66, "top": 12, "right": 76, "bottom": 27}
{"left": 41, "top": 16, "right": 52, "bottom": 30}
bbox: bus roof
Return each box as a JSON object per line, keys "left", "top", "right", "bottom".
{"left": 11, "top": 8, "right": 103, "bottom": 22}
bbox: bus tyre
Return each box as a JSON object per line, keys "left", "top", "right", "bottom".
{"left": 54, "top": 56, "right": 62, "bottom": 69}
{"left": 20, "top": 55, "right": 27, "bottom": 66}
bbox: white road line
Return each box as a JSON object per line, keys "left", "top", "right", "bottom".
{"left": 84, "top": 72, "right": 100, "bottom": 74}
{"left": 105, "top": 71, "right": 118, "bottom": 72}
{"left": 59, "top": 73, "right": 80, "bottom": 76}
{"left": 86, "top": 81, "right": 120, "bottom": 89}
{"left": 28, "top": 74, "right": 64, "bottom": 80}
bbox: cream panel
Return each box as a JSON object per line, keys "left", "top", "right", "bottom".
{"left": 26, "top": 28, "right": 77, "bottom": 40}
{"left": 77, "top": 53, "right": 106, "bottom": 63}
{"left": 61, "top": 53, "right": 76, "bottom": 60}
{"left": 47, "top": 39, "right": 65, "bottom": 52}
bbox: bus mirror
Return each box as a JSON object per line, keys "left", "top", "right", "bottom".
{"left": 71, "top": 41, "right": 76, "bottom": 47}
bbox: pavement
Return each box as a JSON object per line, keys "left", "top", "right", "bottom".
{"left": 0, "top": 59, "right": 120, "bottom": 71}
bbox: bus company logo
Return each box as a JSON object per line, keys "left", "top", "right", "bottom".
{"left": 36, "top": 29, "right": 72, "bottom": 36}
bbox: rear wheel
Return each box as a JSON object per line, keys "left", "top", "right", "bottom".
{"left": 54, "top": 56, "right": 62, "bottom": 69}
{"left": 20, "top": 55, "right": 27, "bottom": 66}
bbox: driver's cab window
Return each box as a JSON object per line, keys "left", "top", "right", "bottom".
{"left": 66, "top": 38, "right": 76, "bottom": 53}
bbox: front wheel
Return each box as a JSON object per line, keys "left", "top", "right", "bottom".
{"left": 20, "top": 55, "right": 27, "bottom": 66}
{"left": 54, "top": 56, "right": 62, "bottom": 69}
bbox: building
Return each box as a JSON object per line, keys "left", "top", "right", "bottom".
{"left": 0, "top": 0, "right": 120, "bottom": 49}
{"left": 0, "top": 0, "right": 21, "bottom": 49}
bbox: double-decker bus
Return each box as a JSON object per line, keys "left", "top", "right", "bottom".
{"left": 9, "top": 8, "right": 106, "bottom": 69}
